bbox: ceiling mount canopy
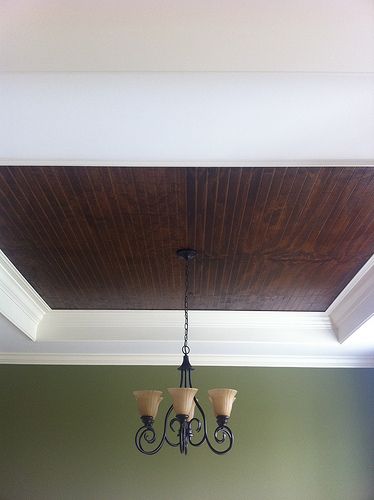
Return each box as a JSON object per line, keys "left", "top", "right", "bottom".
{"left": 133, "top": 249, "right": 237, "bottom": 455}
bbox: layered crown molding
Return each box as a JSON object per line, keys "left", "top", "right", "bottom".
{"left": 327, "top": 255, "right": 374, "bottom": 343}
{"left": 0, "top": 250, "right": 373, "bottom": 367}
{"left": 0, "top": 251, "right": 50, "bottom": 340}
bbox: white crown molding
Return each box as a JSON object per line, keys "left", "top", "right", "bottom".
{"left": 31, "top": 309, "right": 373, "bottom": 367}
{"left": 37, "top": 310, "right": 333, "bottom": 343}
{"left": 0, "top": 352, "right": 373, "bottom": 368}
{"left": 327, "top": 255, "right": 374, "bottom": 343}
{"left": 0, "top": 250, "right": 50, "bottom": 340}
{"left": 1, "top": 160, "right": 374, "bottom": 167}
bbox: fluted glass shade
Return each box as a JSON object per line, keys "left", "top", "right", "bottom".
{"left": 167, "top": 388, "right": 198, "bottom": 415}
{"left": 187, "top": 400, "right": 196, "bottom": 421}
{"left": 208, "top": 388, "right": 237, "bottom": 417}
{"left": 133, "top": 390, "right": 163, "bottom": 418}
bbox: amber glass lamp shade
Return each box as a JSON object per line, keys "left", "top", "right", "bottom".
{"left": 133, "top": 390, "right": 163, "bottom": 419}
{"left": 167, "top": 388, "right": 198, "bottom": 416}
{"left": 208, "top": 389, "right": 237, "bottom": 417}
{"left": 187, "top": 400, "right": 196, "bottom": 421}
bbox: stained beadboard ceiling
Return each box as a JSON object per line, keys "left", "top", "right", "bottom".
{"left": 1, "top": 166, "right": 373, "bottom": 311}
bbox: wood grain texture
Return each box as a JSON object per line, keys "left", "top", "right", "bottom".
{"left": 0, "top": 167, "right": 373, "bottom": 310}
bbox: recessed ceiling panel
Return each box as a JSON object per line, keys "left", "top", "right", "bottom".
{"left": 0, "top": 166, "right": 373, "bottom": 310}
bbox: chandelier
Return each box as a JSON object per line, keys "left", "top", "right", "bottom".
{"left": 133, "top": 249, "right": 237, "bottom": 455}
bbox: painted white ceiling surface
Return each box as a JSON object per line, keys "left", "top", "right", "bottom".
{"left": 1, "top": 1, "right": 373, "bottom": 163}
{"left": 1, "top": 0, "right": 373, "bottom": 72}
{"left": 1, "top": 72, "right": 374, "bottom": 163}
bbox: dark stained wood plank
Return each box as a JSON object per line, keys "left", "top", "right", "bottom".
{"left": 0, "top": 166, "right": 373, "bottom": 311}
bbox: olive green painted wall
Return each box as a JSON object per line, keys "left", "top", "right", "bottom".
{"left": 0, "top": 366, "right": 373, "bottom": 500}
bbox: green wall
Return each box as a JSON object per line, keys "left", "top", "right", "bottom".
{"left": 1, "top": 365, "right": 373, "bottom": 500}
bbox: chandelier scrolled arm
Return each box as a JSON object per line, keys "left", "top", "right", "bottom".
{"left": 188, "top": 396, "right": 234, "bottom": 455}
{"left": 133, "top": 249, "right": 237, "bottom": 456}
{"left": 134, "top": 405, "right": 175, "bottom": 455}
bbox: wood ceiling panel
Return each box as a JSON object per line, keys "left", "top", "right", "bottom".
{"left": 0, "top": 166, "right": 373, "bottom": 311}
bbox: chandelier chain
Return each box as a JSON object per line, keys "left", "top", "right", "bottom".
{"left": 182, "top": 257, "right": 190, "bottom": 355}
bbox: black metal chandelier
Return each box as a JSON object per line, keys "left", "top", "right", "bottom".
{"left": 133, "top": 249, "right": 237, "bottom": 455}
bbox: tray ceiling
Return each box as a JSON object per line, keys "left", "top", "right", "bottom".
{"left": 0, "top": 166, "right": 373, "bottom": 311}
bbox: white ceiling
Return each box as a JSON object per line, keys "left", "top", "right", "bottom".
{"left": 1, "top": 0, "right": 373, "bottom": 72}
{"left": 1, "top": 72, "right": 374, "bottom": 163}
{"left": 1, "top": 1, "right": 373, "bottom": 163}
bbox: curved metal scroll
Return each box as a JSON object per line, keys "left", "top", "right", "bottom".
{"left": 188, "top": 397, "right": 234, "bottom": 455}
{"left": 135, "top": 404, "right": 175, "bottom": 455}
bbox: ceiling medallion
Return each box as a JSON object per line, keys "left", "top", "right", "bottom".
{"left": 133, "top": 249, "right": 237, "bottom": 455}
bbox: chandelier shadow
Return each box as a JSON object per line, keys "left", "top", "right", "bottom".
{"left": 133, "top": 249, "right": 237, "bottom": 456}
